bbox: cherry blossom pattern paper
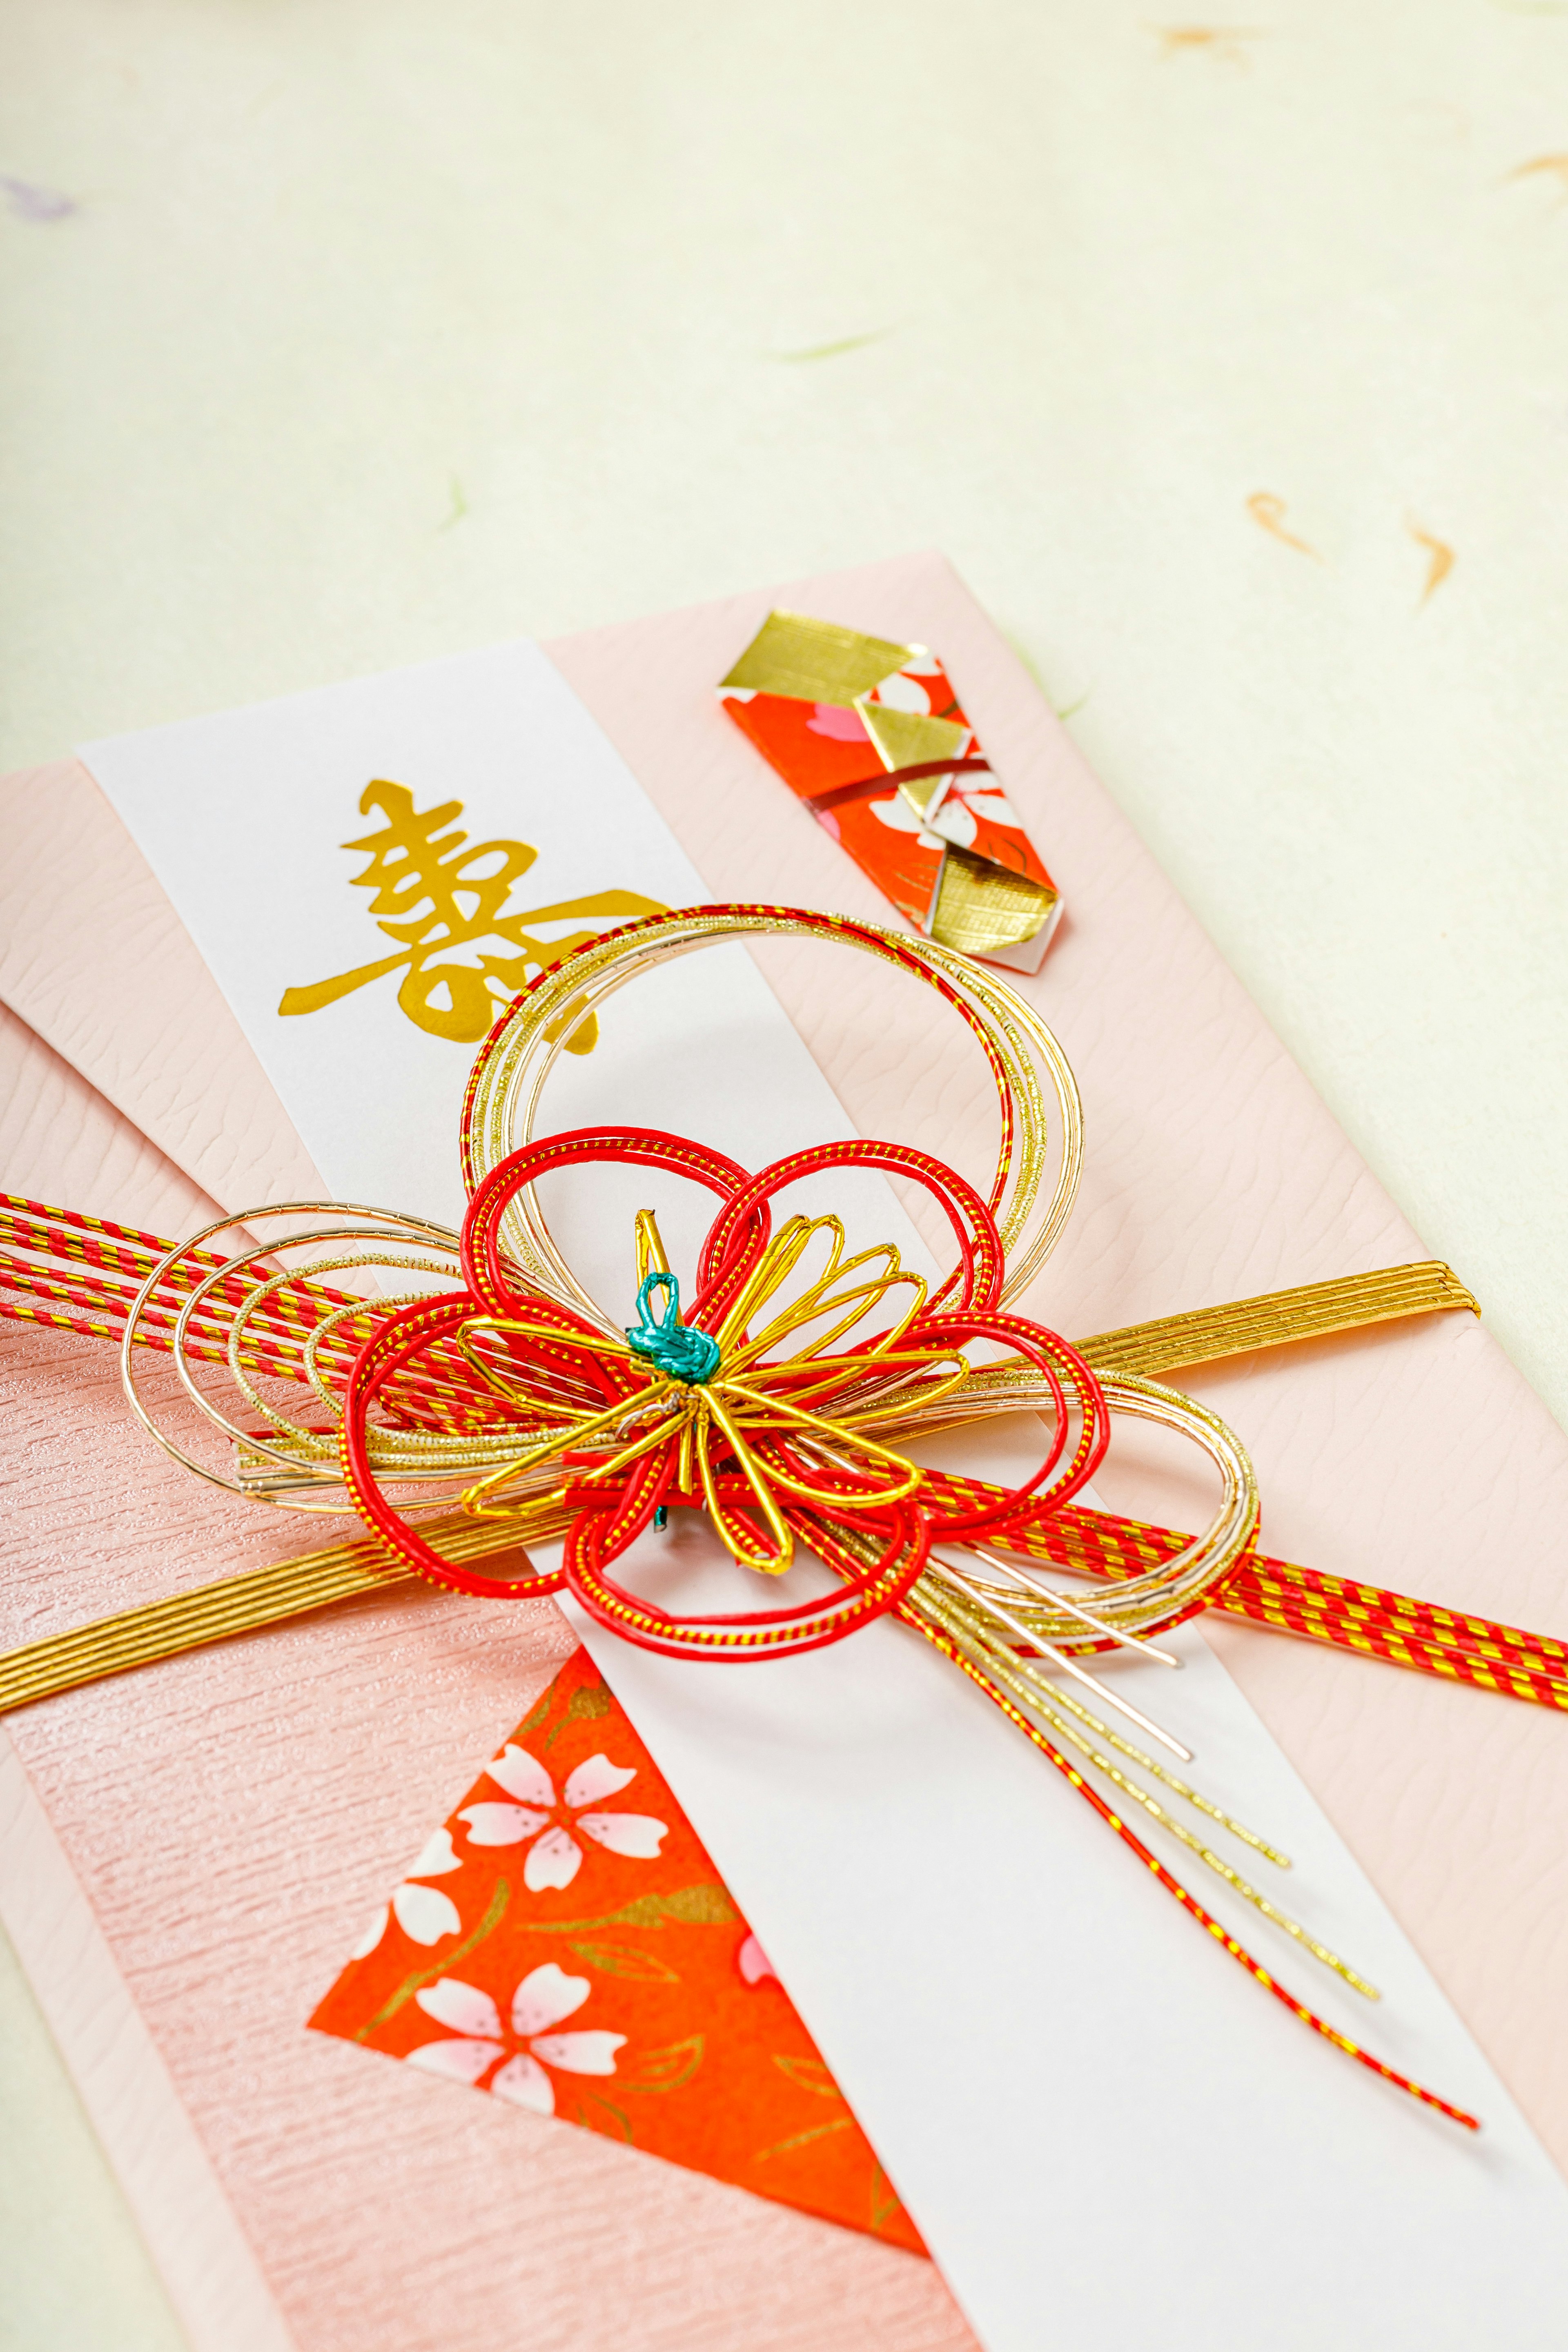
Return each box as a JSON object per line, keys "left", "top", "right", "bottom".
{"left": 718, "top": 610, "right": 1061, "bottom": 971}
{"left": 310, "top": 1644, "right": 924, "bottom": 2254}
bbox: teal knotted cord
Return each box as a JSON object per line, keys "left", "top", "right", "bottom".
{"left": 625, "top": 1270, "right": 722, "bottom": 1386}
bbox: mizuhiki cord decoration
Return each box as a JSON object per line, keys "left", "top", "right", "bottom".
{"left": 0, "top": 904, "right": 1532, "bottom": 2132}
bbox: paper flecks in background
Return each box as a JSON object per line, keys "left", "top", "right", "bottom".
{"left": 1000, "top": 632, "right": 1091, "bottom": 725}
{"left": 0, "top": 175, "right": 78, "bottom": 223}
{"left": 1246, "top": 491, "right": 1323, "bottom": 560}
{"left": 1247, "top": 495, "right": 1457, "bottom": 604}
{"left": 1147, "top": 25, "right": 1265, "bottom": 65}
{"left": 1408, "top": 519, "right": 1455, "bottom": 604}
{"left": 771, "top": 328, "right": 893, "bottom": 364}
{"left": 1505, "top": 154, "right": 1568, "bottom": 200}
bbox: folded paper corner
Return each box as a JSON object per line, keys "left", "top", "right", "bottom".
{"left": 719, "top": 608, "right": 1064, "bottom": 971}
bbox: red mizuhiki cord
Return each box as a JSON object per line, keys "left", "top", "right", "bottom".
{"left": 0, "top": 899, "right": 1525, "bottom": 2138}
{"left": 335, "top": 1123, "right": 1481, "bottom": 2131}
{"left": 908, "top": 1611, "right": 1481, "bottom": 2133}
{"left": 0, "top": 1173, "right": 1492, "bottom": 2125}
{"left": 337, "top": 1123, "right": 1077, "bottom": 1652}
{"left": 4, "top": 1189, "right": 1564, "bottom": 1706}
{"left": 457, "top": 905, "right": 1023, "bottom": 1305}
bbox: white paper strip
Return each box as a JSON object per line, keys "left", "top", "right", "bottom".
{"left": 82, "top": 646, "right": 1568, "bottom": 2351}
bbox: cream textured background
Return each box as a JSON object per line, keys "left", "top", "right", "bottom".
{"left": 2, "top": 3, "right": 1566, "bottom": 2344}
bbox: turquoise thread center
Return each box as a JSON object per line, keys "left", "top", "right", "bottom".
{"left": 626, "top": 1271, "right": 722, "bottom": 1385}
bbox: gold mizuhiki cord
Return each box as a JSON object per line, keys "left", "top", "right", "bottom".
{"left": 0, "top": 1261, "right": 1472, "bottom": 1714}
{"left": 1078, "top": 1261, "right": 1477, "bottom": 1377}
{"left": 0, "top": 904, "right": 1510, "bottom": 2123}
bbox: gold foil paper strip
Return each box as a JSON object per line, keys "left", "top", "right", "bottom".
{"left": 719, "top": 609, "right": 912, "bottom": 704}
{"left": 930, "top": 846, "right": 1061, "bottom": 958}
{"left": 720, "top": 609, "right": 1064, "bottom": 966}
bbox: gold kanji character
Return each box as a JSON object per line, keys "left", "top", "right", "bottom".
{"left": 278, "top": 781, "right": 666, "bottom": 1051}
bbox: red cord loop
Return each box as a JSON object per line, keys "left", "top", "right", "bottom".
{"left": 340, "top": 1124, "right": 1102, "bottom": 1659}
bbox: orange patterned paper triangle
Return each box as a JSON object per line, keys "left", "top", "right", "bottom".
{"left": 310, "top": 1644, "right": 925, "bottom": 2253}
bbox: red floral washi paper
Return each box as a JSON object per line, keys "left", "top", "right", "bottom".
{"left": 311, "top": 1644, "right": 925, "bottom": 2252}
{"left": 719, "top": 617, "right": 1061, "bottom": 966}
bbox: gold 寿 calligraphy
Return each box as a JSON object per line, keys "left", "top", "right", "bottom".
{"left": 278, "top": 782, "right": 666, "bottom": 1053}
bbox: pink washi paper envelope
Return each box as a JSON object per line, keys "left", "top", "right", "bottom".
{"left": 3, "top": 553, "right": 1568, "bottom": 2352}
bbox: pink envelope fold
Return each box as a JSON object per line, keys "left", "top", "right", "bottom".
{"left": 2, "top": 550, "right": 1567, "bottom": 2352}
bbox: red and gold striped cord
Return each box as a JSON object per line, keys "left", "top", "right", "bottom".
{"left": 907, "top": 1608, "right": 1480, "bottom": 2131}
{"left": 923, "top": 1472, "right": 1568, "bottom": 1712}
{"left": 4, "top": 1198, "right": 1564, "bottom": 1711}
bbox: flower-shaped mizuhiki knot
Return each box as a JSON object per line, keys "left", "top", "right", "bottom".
{"left": 339, "top": 1125, "right": 1110, "bottom": 1664}
{"left": 624, "top": 1270, "right": 722, "bottom": 1385}
{"left": 92, "top": 906, "right": 1481, "bottom": 2128}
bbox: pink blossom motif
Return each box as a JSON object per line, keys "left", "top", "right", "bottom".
{"left": 805, "top": 700, "right": 870, "bottom": 740}
{"left": 959, "top": 786, "right": 1022, "bottom": 825}
{"left": 458, "top": 1745, "right": 668, "bottom": 1892}
{"left": 352, "top": 1828, "right": 463, "bottom": 1956}
{"left": 867, "top": 771, "right": 1024, "bottom": 856}
{"left": 406, "top": 1964, "right": 626, "bottom": 2116}
{"left": 865, "top": 670, "right": 931, "bottom": 715}
{"left": 737, "top": 1932, "right": 779, "bottom": 1987}
{"left": 866, "top": 793, "right": 944, "bottom": 850}
{"left": 927, "top": 794, "right": 977, "bottom": 848}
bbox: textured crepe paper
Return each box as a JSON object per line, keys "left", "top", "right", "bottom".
{"left": 0, "top": 948, "right": 953, "bottom": 2352}
{"left": 718, "top": 610, "right": 1061, "bottom": 972}
{"left": 310, "top": 1645, "right": 924, "bottom": 2255}
{"left": 7, "top": 553, "right": 1568, "bottom": 2352}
